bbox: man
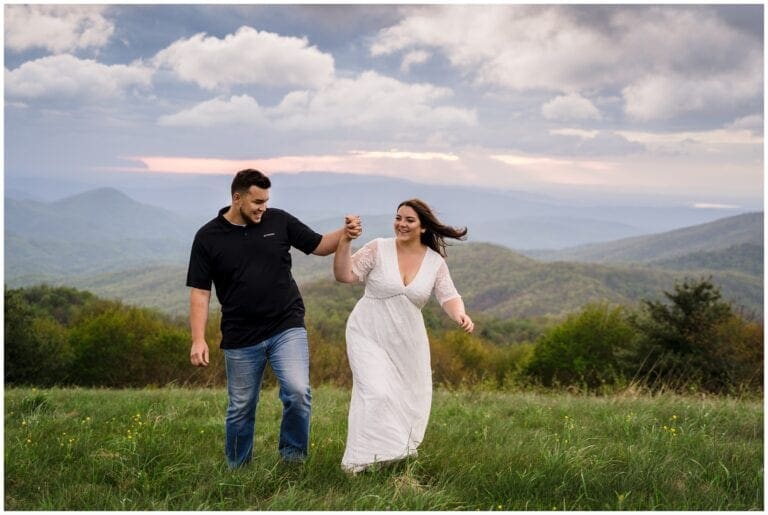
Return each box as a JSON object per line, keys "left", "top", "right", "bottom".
{"left": 186, "top": 168, "right": 360, "bottom": 468}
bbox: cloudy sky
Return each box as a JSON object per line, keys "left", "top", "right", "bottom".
{"left": 4, "top": 4, "right": 764, "bottom": 204}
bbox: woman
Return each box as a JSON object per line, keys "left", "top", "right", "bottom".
{"left": 334, "top": 199, "right": 474, "bottom": 473}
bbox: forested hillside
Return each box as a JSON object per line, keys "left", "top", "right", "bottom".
{"left": 6, "top": 186, "right": 761, "bottom": 281}
{"left": 5, "top": 189, "right": 198, "bottom": 278}
{"left": 654, "top": 243, "right": 762, "bottom": 276}
{"left": 18, "top": 241, "right": 762, "bottom": 320}
{"left": 532, "top": 212, "right": 763, "bottom": 268}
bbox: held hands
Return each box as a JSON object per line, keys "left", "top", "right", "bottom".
{"left": 456, "top": 313, "right": 474, "bottom": 333}
{"left": 344, "top": 215, "right": 362, "bottom": 241}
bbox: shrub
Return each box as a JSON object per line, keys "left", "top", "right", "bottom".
{"left": 626, "top": 277, "right": 748, "bottom": 393}
{"left": 68, "top": 305, "right": 190, "bottom": 387}
{"left": 708, "top": 315, "right": 763, "bottom": 392}
{"left": 430, "top": 330, "right": 534, "bottom": 388}
{"left": 431, "top": 331, "right": 492, "bottom": 386}
{"left": 4, "top": 289, "right": 73, "bottom": 386}
{"left": 525, "top": 303, "right": 637, "bottom": 388}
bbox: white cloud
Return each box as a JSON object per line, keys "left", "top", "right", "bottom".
{"left": 548, "top": 128, "right": 646, "bottom": 156}
{"left": 542, "top": 94, "right": 601, "bottom": 121}
{"left": 616, "top": 128, "right": 762, "bottom": 146}
{"left": 268, "top": 71, "right": 477, "bottom": 131}
{"left": 725, "top": 114, "right": 763, "bottom": 135}
{"left": 158, "top": 95, "right": 268, "bottom": 127}
{"left": 491, "top": 154, "right": 574, "bottom": 168}
{"left": 615, "top": 8, "right": 763, "bottom": 121}
{"left": 153, "top": 26, "right": 335, "bottom": 90}
{"left": 372, "top": 5, "right": 762, "bottom": 121}
{"left": 693, "top": 203, "right": 740, "bottom": 210}
{"left": 5, "top": 5, "right": 114, "bottom": 53}
{"left": 156, "top": 71, "right": 475, "bottom": 132}
{"left": 623, "top": 73, "right": 761, "bottom": 121}
{"left": 549, "top": 128, "right": 599, "bottom": 139}
{"left": 490, "top": 152, "right": 617, "bottom": 186}
{"left": 350, "top": 150, "right": 458, "bottom": 161}
{"left": 371, "top": 6, "right": 620, "bottom": 92}
{"left": 5, "top": 54, "right": 152, "bottom": 101}
{"left": 400, "top": 50, "right": 431, "bottom": 73}
{"left": 6, "top": 101, "right": 29, "bottom": 109}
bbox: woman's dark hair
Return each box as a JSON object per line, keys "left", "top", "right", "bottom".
{"left": 397, "top": 199, "right": 467, "bottom": 257}
{"left": 231, "top": 169, "right": 271, "bottom": 196}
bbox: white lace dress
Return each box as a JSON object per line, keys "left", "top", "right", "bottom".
{"left": 341, "top": 237, "right": 461, "bottom": 473}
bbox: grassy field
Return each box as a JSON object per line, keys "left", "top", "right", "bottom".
{"left": 5, "top": 386, "right": 763, "bottom": 510}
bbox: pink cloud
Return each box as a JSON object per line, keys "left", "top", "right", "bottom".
{"left": 120, "top": 151, "right": 458, "bottom": 176}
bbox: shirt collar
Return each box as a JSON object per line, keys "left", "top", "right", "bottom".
{"left": 217, "top": 206, "right": 270, "bottom": 228}
{"left": 217, "top": 207, "right": 244, "bottom": 229}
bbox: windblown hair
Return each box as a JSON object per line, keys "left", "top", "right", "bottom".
{"left": 398, "top": 199, "right": 467, "bottom": 257}
{"left": 231, "top": 169, "right": 271, "bottom": 196}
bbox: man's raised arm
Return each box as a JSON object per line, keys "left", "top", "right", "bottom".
{"left": 312, "top": 215, "right": 361, "bottom": 256}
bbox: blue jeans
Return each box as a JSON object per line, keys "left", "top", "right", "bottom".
{"left": 223, "top": 327, "right": 311, "bottom": 468}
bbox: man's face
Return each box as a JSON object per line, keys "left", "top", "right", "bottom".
{"left": 235, "top": 186, "right": 269, "bottom": 224}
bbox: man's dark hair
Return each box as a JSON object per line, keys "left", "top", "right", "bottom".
{"left": 231, "top": 169, "right": 271, "bottom": 196}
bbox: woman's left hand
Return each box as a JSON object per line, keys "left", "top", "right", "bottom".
{"left": 456, "top": 313, "right": 474, "bottom": 333}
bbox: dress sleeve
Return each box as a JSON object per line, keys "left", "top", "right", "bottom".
{"left": 434, "top": 261, "right": 461, "bottom": 306}
{"left": 351, "top": 239, "right": 379, "bottom": 282}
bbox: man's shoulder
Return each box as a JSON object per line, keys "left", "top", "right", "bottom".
{"left": 266, "top": 207, "right": 292, "bottom": 219}
{"left": 194, "top": 215, "right": 226, "bottom": 239}
{"left": 265, "top": 208, "right": 310, "bottom": 228}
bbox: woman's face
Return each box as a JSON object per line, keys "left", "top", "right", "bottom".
{"left": 394, "top": 205, "right": 423, "bottom": 243}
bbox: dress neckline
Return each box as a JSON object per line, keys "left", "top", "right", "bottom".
{"left": 392, "top": 238, "right": 429, "bottom": 287}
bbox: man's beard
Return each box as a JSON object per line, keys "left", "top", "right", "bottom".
{"left": 240, "top": 205, "right": 262, "bottom": 223}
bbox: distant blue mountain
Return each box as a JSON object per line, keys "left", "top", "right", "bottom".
{"left": 6, "top": 187, "right": 199, "bottom": 242}
{"left": 5, "top": 172, "right": 759, "bottom": 253}
{"left": 5, "top": 188, "right": 199, "bottom": 279}
{"left": 529, "top": 212, "right": 763, "bottom": 270}
{"left": 5, "top": 184, "right": 761, "bottom": 317}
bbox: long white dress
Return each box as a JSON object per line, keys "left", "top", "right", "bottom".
{"left": 341, "top": 237, "right": 461, "bottom": 473}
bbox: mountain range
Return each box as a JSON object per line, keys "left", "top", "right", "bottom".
{"left": 5, "top": 188, "right": 198, "bottom": 279}
{"left": 6, "top": 172, "right": 759, "bottom": 250}
{"left": 527, "top": 212, "right": 763, "bottom": 264}
{"left": 18, "top": 241, "right": 761, "bottom": 322}
{"left": 5, "top": 177, "right": 762, "bottom": 321}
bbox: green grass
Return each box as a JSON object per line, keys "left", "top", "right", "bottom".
{"left": 5, "top": 386, "right": 763, "bottom": 510}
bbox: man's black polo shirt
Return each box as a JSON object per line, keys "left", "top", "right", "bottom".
{"left": 186, "top": 207, "right": 323, "bottom": 349}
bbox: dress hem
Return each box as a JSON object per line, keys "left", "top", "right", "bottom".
{"left": 341, "top": 450, "right": 418, "bottom": 474}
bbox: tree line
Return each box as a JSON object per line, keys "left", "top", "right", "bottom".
{"left": 5, "top": 278, "right": 762, "bottom": 394}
